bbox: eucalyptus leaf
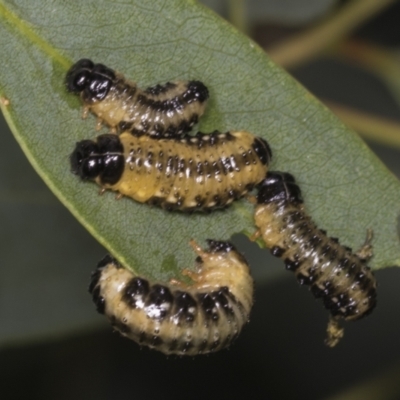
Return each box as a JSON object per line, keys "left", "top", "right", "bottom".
{"left": 0, "top": 0, "right": 399, "bottom": 306}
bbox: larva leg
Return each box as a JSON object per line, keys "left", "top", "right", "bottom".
{"left": 356, "top": 229, "right": 374, "bottom": 261}
{"left": 168, "top": 241, "right": 205, "bottom": 286}
{"left": 169, "top": 268, "right": 198, "bottom": 289}
{"left": 325, "top": 316, "right": 344, "bottom": 347}
{"left": 249, "top": 230, "right": 261, "bottom": 242}
{"left": 246, "top": 194, "right": 257, "bottom": 205}
{"left": 82, "top": 105, "right": 90, "bottom": 119}
{"left": 169, "top": 278, "right": 186, "bottom": 287}
{"left": 169, "top": 271, "right": 197, "bottom": 288}
{"left": 95, "top": 118, "right": 103, "bottom": 131}
{"left": 98, "top": 188, "right": 106, "bottom": 195}
{"left": 115, "top": 193, "right": 124, "bottom": 200}
{"left": 181, "top": 268, "right": 202, "bottom": 282}
{"left": 189, "top": 239, "right": 207, "bottom": 260}
{"left": 0, "top": 96, "right": 10, "bottom": 106}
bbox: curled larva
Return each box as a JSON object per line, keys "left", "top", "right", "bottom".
{"left": 65, "top": 59, "right": 209, "bottom": 138}
{"left": 89, "top": 240, "right": 253, "bottom": 356}
{"left": 70, "top": 130, "right": 272, "bottom": 212}
{"left": 253, "top": 171, "right": 377, "bottom": 347}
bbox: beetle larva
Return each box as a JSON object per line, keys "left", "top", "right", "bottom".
{"left": 253, "top": 171, "right": 377, "bottom": 346}
{"left": 70, "top": 130, "right": 272, "bottom": 212}
{"left": 89, "top": 240, "right": 253, "bottom": 355}
{"left": 65, "top": 59, "right": 209, "bottom": 138}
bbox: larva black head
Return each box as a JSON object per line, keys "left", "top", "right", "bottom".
{"left": 66, "top": 59, "right": 116, "bottom": 102}
{"left": 70, "top": 134, "right": 124, "bottom": 185}
{"left": 65, "top": 59, "right": 94, "bottom": 93}
{"left": 257, "top": 171, "right": 303, "bottom": 205}
{"left": 252, "top": 137, "right": 272, "bottom": 165}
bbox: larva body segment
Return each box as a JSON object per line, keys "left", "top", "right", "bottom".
{"left": 66, "top": 59, "right": 209, "bottom": 138}
{"left": 254, "top": 171, "right": 377, "bottom": 346}
{"left": 70, "top": 130, "right": 272, "bottom": 212}
{"left": 89, "top": 240, "right": 253, "bottom": 356}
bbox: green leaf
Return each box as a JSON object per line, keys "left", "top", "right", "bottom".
{"left": 0, "top": 0, "right": 399, "bottom": 303}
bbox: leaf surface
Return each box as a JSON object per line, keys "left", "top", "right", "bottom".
{"left": 0, "top": 0, "right": 399, "bottom": 300}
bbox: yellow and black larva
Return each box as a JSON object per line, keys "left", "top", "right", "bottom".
{"left": 70, "top": 130, "right": 272, "bottom": 212}
{"left": 253, "top": 171, "right": 377, "bottom": 346}
{"left": 65, "top": 59, "right": 209, "bottom": 138}
{"left": 89, "top": 240, "right": 253, "bottom": 355}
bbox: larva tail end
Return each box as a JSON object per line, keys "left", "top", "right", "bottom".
{"left": 97, "top": 254, "right": 119, "bottom": 269}
{"left": 188, "top": 80, "right": 209, "bottom": 103}
{"left": 325, "top": 316, "right": 344, "bottom": 347}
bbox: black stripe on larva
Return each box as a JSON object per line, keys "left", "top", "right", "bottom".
{"left": 252, "top": 137, "right": 272, "bottom": 165}
{"left": 146, "top": 285, "right": 174, "bottom": 320}
{"left": 123, "top": 277, "right": 150, "bottom": 308}
{"left": 91, "top": 286, "right": 106, "bottom": 314}
{"left": 212, "top": 289, "right": 235, "bottom": 317}
{"left": 88, "top": 255, "right": 121, "bottom": 313}
{"left": 197, "top": 293, "right": 220, "bottom": 322}
{"left": 254, "top": 171, "right": 377, "bottom": 345}
{"left": 174, "top": 291, "right": 198, "bottom": 323}
{"left": 145, "top": 82, "right": 177, "bottom": 95}
{"left": 89, "top": 240, "right": 253, "bottom": 355}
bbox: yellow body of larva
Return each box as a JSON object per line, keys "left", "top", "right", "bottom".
{"left": 91, "top": 130, "right": 270, "bottom": 211}
{"left": 89, "top": 241, "right": 253, "bottom": 355}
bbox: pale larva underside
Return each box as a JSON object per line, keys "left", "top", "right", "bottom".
{"left": 89, "top": 240, "right": 254, "bottom": 356}
{"left": 254, "top": 171, "right": 377, "bottom": 346}
{"left": 66, "top": 59, "right": 209, "bottom": 138}
{"left": 70, "top": 130, "right": 271, "bottom": 212}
